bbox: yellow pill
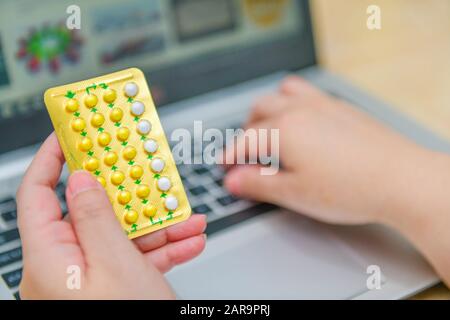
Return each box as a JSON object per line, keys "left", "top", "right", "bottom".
{"left": 104, "top": 151, "right": 118, "bottom": 166}
{"left": 84, "top": 94, "right": 98, "bottom": 108}
{"left": 143, "top": 205, "right": 157, "bottom": 218}
{"left": 78, "top": 137, "right": 93, "bottom": 152}
{"left": 90, "top": 113, "right": 105, "bottom": 127}
{"left": 71, "top": 118, "right": 86, "bottom": 132}
{"left": 103, "top": 88, "right": 117, "bottom": 103}
{"left": 129, "top": 165, "right": 143, "bottom": 179}
{"left": 97, "top": 176, "right": 106, "bottom": 187}
{"left": 136, "top": 185, "right": 150, "bottom": 199}
{"left": 83, "top": 157, "right": 99, "bottom": 172}
{"left": 110, "top": 171, "right": 125, "bottom": 185}
{"left": 110, "top": 108, "right": 123, "bottom": 122}
{"left": 97, "top": 132, "right": 112, "bottom": 147}
{"left": 116, "top": 127, "right": 130, "bottom": 141}
{"left": 122, "top": 146, "right": 137, "bottom": 160}
{"left": 117, "top": 190, "right": 132, "bottom": 205}
{"left": 65, "top": 99, "right": 79, "bottom": 113}
{"left": 124, "top": 210, "right": 139, "bottom": 224}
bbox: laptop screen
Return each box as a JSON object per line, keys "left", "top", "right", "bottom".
{"left": 0, "top": 0, "right": 315, "bottom": 154}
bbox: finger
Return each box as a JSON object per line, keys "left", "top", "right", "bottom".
{"left": 16, "top": 133, "right": 65, "bottom": 244}
{"left": 224, "top": 165, "right": 290, "bottom": 204}
{"left": 65, "top": 171, "right": 136, "bottom": 266}
{"left": 133, "top": 214, "right": 207, "bottom": 252}
{"left": 144, "top": 234, "right": 206, "bottom": 273}
{"left": 279, "top": 75, "right": 323, "bottom": 97}
{"left": 247, "top": 94, "right": 291, "bottom": 125}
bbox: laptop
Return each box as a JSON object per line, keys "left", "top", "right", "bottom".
{"left": 0, "top": 0, "right": 448, "bottom": 300}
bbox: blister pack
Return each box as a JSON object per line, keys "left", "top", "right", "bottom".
{"left": 44, "top": 68, "right": 191, "bottom": 238}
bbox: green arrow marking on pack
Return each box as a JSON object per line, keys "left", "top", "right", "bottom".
{"left": 97, "top": 127, "right": 104, "bottom": 133}
{"left": 108, "top": 103, "right": 114, "bottom": 108}
{"left": 114, "top": 122, "right": 121, "bottom": 127}
{"left": 104, "top": 146, "right": 111, "bottom": 152}
{"left": 94, "top": 170, "right": 101, "bottom": 176}
{"left": 150, "top": 217, "right": 162, "bottom": 225}
{"left": 153, "top": 174, "right": 161, "bottom": 179}
{"left": 147, "top": 154, "right": 153, "bottom": 160}
{"left": 134, "top": 117, "right": 139, "bottom": 122}
{"left": 118, "top": 185, "right": 125, "bottom": 191}
{"left": 127, "top": 97, "right": 133, "bottom": 103}
{"left": 125, "top": 204, "right": 131, "bottom": 210}
{"left": 128, "top": 160, "right": 135, "bottom": 166}
{"left": 111, "top": 165, "right": 118, "bottom": 171}
{"left": 160, "top": 193, "right": 167, "bottom": 198}
{"left": 90, "top": 108, "right": 97, "bottom": 113}
{"left": 65, "top": 91, "right": 76, "bottom": 99}
{"left": 99, "top": 83, "right": 108, "bottom": 89}
{"left": 86, "top": 84, "right": 97, "bottom": 94}
{"left": 74, "top": 111, "right": 80, "bottom": 117}
{"left": 131, "top": 224, "right": 137, "bottom": 233}
{"left": 81, "top": 131, "right": 87, "bottom": 137}
{"left": 167, "top": 212, "right": 174, "bottom": 221}
{"left": 87, "top": 150, "right": 94, "bottom": 157}
{"left": 134, "top": 179, "right": 141, "bottom": 185}
{"left": 141, "top": 199, "right": 149, "bottom": 205}
{"left": 121, "top": 141, "right": 128, "bottom": 146}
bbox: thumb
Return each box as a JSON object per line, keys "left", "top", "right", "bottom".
{"left": 224, "top": 165, "right": 289, "bottom": 204}
{"left": 66, "top": 171, "right": 135, "bottom": 265}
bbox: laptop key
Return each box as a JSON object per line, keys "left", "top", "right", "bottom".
{"left": 193, "top": 166, "right": 210, "bottom": 175}
{"left": 0, "top": 197, "right": 15, "bottom": 207}
{"left": 0, "top": 247, "right": 22, "bottom": 268}
{"left": 2, "top": 210, "right": 17, "bottom": 222}
{"left": 214, "top": 178, "right": 223, "bottom": 187}
{"left": 0, "top": 229, "right": 20, "bottom": 246}
{"left": 2, "top": 268, "right": 22, "bottom": 288}
{"left": 192, "top": 204, "right": 212, "bottom": 214}
{"left": 189, "top": 186, "right": 208, "bottom": 196}
{"left": 217, "top": 195, "right": 239, "bottom": 206}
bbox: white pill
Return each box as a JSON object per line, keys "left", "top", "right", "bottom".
{"left": 131, "top": 101, "right": 145, "bottom": 116}
{"left": 151, "top": 158, "right": 165, "bottom": 173}
{"left": 144, "top": 139, "right": 158, "bottom": 153}
{"left": 165, "top": 196, "right": 178, "bottom": 211}
{"left": 157, "top": 177, "right": 171, "bottom": 191}
{"left": 137, "top": 120, "right": 151, "bottom": 135}
{"left": 124, "top": 82, "right": 138, "bottom": 97}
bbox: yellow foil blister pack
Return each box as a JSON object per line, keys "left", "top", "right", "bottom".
{"left": 44, "top": 68, "right": 191, "bottom": 239}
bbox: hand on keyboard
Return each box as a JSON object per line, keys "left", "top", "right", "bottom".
{"left": 15, "top": 133, "right": 206, "bottom": 299}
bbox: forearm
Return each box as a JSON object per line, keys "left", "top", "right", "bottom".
{"left": 380, "top": 147, "right": 450, "bottom": 285}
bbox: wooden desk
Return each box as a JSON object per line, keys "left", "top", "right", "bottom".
{"left": 310, "top": 0, "right": 450, "bottom": 299}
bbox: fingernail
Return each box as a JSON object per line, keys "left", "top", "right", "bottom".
{"left": 67, "top": 170, "right": 101, "bottom": 199}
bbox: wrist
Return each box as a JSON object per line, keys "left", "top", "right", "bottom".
{"left": 379, "top": 146, "right": 450, "bottom": 240}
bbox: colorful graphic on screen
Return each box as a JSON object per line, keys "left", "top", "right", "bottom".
{"left": 15, "top": 22, "right": 83, "bottom": 74}
{"left": 244, "top": 0, "right": 288, "bottom": 27}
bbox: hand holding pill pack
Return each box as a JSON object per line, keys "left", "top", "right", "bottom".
{"left": 44, "top": 68, "right": 191, "bottom": 239}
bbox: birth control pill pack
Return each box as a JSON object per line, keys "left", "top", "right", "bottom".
{"left": 44, "top": 68, "right": 191, "bottom": 239}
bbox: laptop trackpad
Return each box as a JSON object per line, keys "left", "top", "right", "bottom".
{"left": 167, "top": 210, "right": 371, "bottom": 299}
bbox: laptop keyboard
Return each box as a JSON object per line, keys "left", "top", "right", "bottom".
{"left": 0, "top": 123, "right": 273, "bottom": 299}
